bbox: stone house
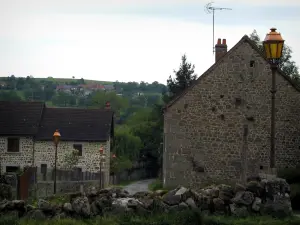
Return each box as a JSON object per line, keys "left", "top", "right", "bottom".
{"left": 0, "top": 101, "right": 114, "bottom": 186}
{"left": 163, "top": 35, "right": 300, "bottom": 189}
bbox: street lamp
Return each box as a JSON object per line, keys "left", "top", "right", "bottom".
{"left": 111, "top": 154, "right": 116, "bottom": 184}
{"left": 263, "top": 28, "right": 285, "bottom": 171}
{"left": 99, "top": 146, "right": 106, "bottom": 189}
{"left": 53, "top": 129, "right": 61, "bottom": 194}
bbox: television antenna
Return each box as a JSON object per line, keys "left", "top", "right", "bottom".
{"left": 205, "top": 2, "right": 232, "bottom": 54}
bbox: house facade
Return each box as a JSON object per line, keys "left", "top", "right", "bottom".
{"left": 0, "top": 101, "right": 114, "bottom": 187}
{"left": 163, "top": 36, "right": 300, "bottom": 190}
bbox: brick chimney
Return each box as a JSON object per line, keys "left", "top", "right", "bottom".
{"left": 105, "top": 101, "right": 111, "bottom": 109}
{"left": 215, "top": 38, "right": 227, "bottom": 62}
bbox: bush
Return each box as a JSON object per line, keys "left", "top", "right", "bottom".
{"left": 0, "top": 213, "right": 19, "bottom": 225}
{"left": 148, "top": 179, "right": 163, "bottom": 191}
{"left": 1, "top": 210, "right": 300, "bottom": 225}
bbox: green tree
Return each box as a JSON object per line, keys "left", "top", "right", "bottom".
{"left": 166, "top": 54, "right": 197, "bottom": 101}
{"left": 63, "top": 149, "right": 80, "bottom": 170}
{"left": 51, "top": 92, "right": 76, "bottom": 107}
{"left": 0, "top": 91, "right": 22, "bottom": 101}
{"left": 125, "top": 105, "right": 163, "bottom": 176}
{"left": 110, "top": 156, "right": 133, "bottom": 174}
{"left": 90, "top": 91, "right": 129, "bottom": 116}
{"left": 113, "top": 126, "right": 142, "bottom": 161}
{"left": 249, "top": 30, "right": 300, "bottom": 82}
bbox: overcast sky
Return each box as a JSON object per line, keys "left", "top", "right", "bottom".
{"left": 0, "top": 0, "right": 299, "bottom": 84}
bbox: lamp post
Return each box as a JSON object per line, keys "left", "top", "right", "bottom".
{"left": 111, "top": 154, "right": 116, "bottom": 184}
{"left": 263, "top": 28, "right": 285, "bottom": 172}
{"left": 53, "top": 129, "right": 61, "bottom": 194}
{"left": 99, "top": 146, "right": 106, "bottom": 189}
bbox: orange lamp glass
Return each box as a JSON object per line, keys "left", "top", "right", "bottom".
{"left": 53, "top": 129, "right": 61, "bottom": 145}
{"left": 263, "top": 28, "right": 285, "bottom": 60}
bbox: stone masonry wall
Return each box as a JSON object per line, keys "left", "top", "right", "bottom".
{"left": 35, "top": 180, "right": 100, "bottom": 198}
{"left": 34, "top": 138, "right": 111, "bottom": 187}
{"left": 0, "top": 137, "right": 34, "bottom": 173}
{"left": 163, "top": 39, "right": 300, "bottom": 190}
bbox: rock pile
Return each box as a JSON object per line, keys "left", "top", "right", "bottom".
{"left": 0, "top": 177, "right": 293, "bottom": 219}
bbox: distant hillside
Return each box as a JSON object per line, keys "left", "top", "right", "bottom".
{"left": 33, "top": 77, "right": 113, "bottom": 85}
{"left": 0, "top": 75, "right": 167, "bottom": 109}
{"left": 0, "top": 76, "right": 113, "bottom": 85}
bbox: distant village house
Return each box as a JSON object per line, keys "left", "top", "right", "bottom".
{"left": 0, "top": 101, "right": 114, "bottom": 187}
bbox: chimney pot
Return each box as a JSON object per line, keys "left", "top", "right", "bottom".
{"left": 215, "top": 38, "right": 228, "bottom": 63}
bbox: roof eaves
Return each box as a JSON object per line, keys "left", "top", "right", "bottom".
{"left": 242, "top": 35, "right": 300, "bottom": 92}
{"left": 163, "top": 35, "right": 249, "bottom": 111}
{"left": 163, "top": 35, "right": 300, "bottom": 112}
{"left": 35, "top": 137, "right": 108, "bottom": 142}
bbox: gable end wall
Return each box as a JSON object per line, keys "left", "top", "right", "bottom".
{"left": 163, "top": 40, "right": 300, "bottom": 190}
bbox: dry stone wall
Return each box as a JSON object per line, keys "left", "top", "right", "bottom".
{"left": 0, "top": 177, "right": 293, "bottom": 219}
{"left": 163, "top": 40, "right": 300, "bottom": 189}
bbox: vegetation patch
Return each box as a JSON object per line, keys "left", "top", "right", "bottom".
{"left": 148, "top": 179, "right": 164, "bottom": 191}
{"left": 1, "top": 210, "right": 300, "bottom": 225}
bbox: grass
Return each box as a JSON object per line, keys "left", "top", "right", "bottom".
{"left": 2, "top": 210, "right": 300, "bottom": 225}
{"left": 148, "top": 179, "right": 173, "bottom": 192}
{"left": 148, "top": 179, "right": 163, "bottom": 191}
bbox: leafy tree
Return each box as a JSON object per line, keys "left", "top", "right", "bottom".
{"left": 52, "top": 92, "right": 77, "bottom": 107}
{"left": 62, "top": 149, "right": 80, "bottom": 170}
{"left": 249, "top": 30, "right": 300, "bottom": 82}
{"left": 113, "top": 126, "right": 142, "bottom": 161}
{"left": 166, "top": 54, "right": 197, "bottom": 101}
{"left": 125, "top": 105, "right": 163, "bottom": 176}
{"left": 90, "top": 91, "right": 129, "bottom": 117}
{"left": 0, "top": 91, "right": 22, "bottom": 101}
{"left": 110, "top": 155, "right": 133, "bottom": 174}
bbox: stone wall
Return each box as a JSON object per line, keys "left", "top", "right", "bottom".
{"left": 163, "top": 39, "right": 300, "bottom": 189}
{"left": 34, "top": 138, "right": 111, "bottom": 187}
{"left": 0, "top": 137, "right": 34, "bottom": 173}
{"left": 0, "top": 137, "right": 111, "bottom": 188}
{"left": 34, "top": 180, "right": 99, "bottom": 198}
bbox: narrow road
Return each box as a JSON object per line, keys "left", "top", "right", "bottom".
{"left": 123, "top": 179, "right": 155, "bottom": 195}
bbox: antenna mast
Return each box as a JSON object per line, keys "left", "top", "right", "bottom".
{"left": 205, "top": 2, "right": 232, "bottom": 54}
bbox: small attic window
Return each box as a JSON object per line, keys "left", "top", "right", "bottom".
{"left": 250, "top": 60, "right": 255, "bottom": 67}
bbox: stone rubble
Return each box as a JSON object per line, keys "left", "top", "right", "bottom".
{"left": 0, "top": 176, "right": 293, "bottom": 219}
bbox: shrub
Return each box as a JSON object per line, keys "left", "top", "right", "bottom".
{"left": 2, "top": 210, "right": 300, "bottom": 225}
{"left": 0, "top": 213, "right": 19, "bottom": 225}
{"left": 148, "top": 179, "right": 163, "bottom": 191}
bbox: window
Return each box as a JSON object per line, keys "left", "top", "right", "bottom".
{"left": 41, "top": 164, "right": 47, "bottom": 181}
{"left": 41, "top": 164, "right": 47, "bottom": 174}
{"left": 73, "top": 144, "right": 82, "bottom": 156}
{"left": 6, "top": 166, "right": 19, "bottom": 173}
{"left": 250, "top": 60, "right": 255, "bottom": 67}
{"left": 7, "top": 138, "right": 20, "bottom": 152}
{"left": 260, "top": 165, "right": 264, "bottom": 170}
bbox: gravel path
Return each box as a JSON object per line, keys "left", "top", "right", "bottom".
{"left": 123, "top": 179, "right": 155, "bottom": 195}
